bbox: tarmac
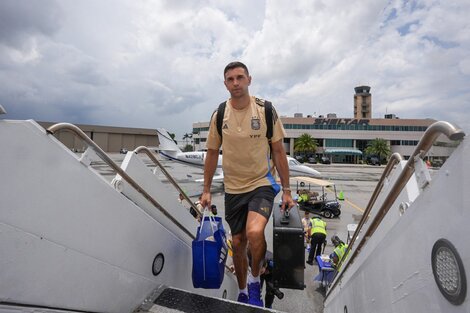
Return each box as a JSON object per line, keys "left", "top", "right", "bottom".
{"left": 93, "top": 154, "right": 384, "bottom": 313}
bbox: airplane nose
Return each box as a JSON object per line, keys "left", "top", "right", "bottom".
{"left": 304, "top": 166, "right": 321, "bottom": 177}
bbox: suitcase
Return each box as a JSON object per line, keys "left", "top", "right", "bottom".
{"left": 272, "top": 205, "right": 305, "bottom": 290}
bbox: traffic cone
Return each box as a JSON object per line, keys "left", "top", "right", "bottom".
{"left": 338, "top": 190, "right": 345, "bottom": 201}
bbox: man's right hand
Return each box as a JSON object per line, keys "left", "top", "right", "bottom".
{"left": 200, "top": 191, "right": 212, "bottom": 209}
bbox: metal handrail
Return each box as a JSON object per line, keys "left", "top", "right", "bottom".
{"left": 134, "top": 146, "right": 202, "bottom": 218}
{"left": 47, "top": 123, "right": 195, "bottom": 240}
{"left": 47, "top": 123, "right": 236, "bottom": 276}
{"left": 326, "top": 121, "right": 465, "bottom": 298}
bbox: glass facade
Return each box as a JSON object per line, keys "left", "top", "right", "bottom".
{"left": 325, "top": 139, "right": 353, "bottom": 147}
{"left": 283, "top": 123, "right": 427, "bottom": 132}
{"left": 193, "top": 127, "right": 210, "bottom": 133}
{"left": 390, "top": 140, "right": 419, "bottom": 146}
{"left": 193, "top": 124, "right": 427, "bottom": 134}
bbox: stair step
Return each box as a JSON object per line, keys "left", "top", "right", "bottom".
{"left": 138, "top": 287, "right": 285, "bottom": 313}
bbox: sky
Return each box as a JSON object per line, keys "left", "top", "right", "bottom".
{"left": 1, "top": 0, "right": 470, "bottom": 139}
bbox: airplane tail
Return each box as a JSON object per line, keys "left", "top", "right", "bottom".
{"left": 156, "top": 128, "right": 182, "bottom": 157}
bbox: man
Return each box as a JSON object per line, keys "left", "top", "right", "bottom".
{"left": 210, "top": 204, "right": 218, "bottom": 216}
{"left": 297, "top": 190, "right": 309, "bottom": 204}
{"left": 301, "top": 211, "right": 311, "bottom": 251}
{"left": 306, "top": 216, "right": 327, "bottom": 265}
{"left": 330, "top": 235, "right": 348, "bottom": 270}
{"left": 194, "top": 196, "right": 203, "bottom": 212}
{"left": 192, "top": 196, "right": 204, "bottom": 222}
{"left": 201, "top": 61, "right": 295, "bottom": 307}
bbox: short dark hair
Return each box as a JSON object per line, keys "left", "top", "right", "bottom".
{"left": 224, "top": 61, "right": 249, "bottom": 78}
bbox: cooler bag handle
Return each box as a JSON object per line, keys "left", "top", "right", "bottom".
{"left": 199, "top": 207, "right": 217, "bottom": 236}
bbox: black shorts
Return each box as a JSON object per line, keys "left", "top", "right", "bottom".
{"left": 224, "top": 186, "right": 275, "bottom": 235}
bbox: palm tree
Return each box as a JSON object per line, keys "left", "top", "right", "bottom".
{"left": 294, "top": 133, "right": 318, "bottom": 158}
{"left": 169, "top": 132, "right": 177, "bottom": 144}
{"left": 365, "top": 138, "right": 391, "bottom": 163}
{"left": 182, "top": 132, "right": 192, "bottom": 145}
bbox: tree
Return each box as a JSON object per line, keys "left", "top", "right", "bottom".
{"left": 182, "top": 144, "right": 194, "bottom": 152}
{"left": 294, "top": 133, "right": 318, "bottom": 156}
{"left": 169, "top": 132, "right": 177, "bottom": 144}
{"left": 365, "top": 138, "right": 391, "bottom": 163}
{"left": 182, "top": 132, "right": 193, "bottom": 145}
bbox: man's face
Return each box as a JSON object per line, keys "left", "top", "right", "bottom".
{"left": 224, "top": 67, "right": 251, "bottom": 98}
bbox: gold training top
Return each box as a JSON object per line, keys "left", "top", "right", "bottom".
{"left": 206, "top": 97, "right": 286, "bottom": 194}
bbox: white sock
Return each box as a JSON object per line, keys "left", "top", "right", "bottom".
{"left": 248, "top": 272, "right": 261, "bottom": 284}
{"left": 239, "top": 287, "right": 248, "bottom": 295}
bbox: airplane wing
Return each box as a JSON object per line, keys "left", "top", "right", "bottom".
{"left": 194, "top": 157, "right": 320, "bottom": 182}
{"left": 195, "top": 167, "right": 223, "bottom": 182}
{"left": 213, "top": 171, "right": 224, "bottom": 181}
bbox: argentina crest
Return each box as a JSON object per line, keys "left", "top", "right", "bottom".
{"left": 251, "top": 118, "right": 260, "bottom": 130}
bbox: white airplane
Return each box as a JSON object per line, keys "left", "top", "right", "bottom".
{"left": 156, "top": 128, "right": 321, "bottom": 181}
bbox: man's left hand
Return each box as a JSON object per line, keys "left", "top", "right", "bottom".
{"left": 280, "top": 192, "right": 295, "bottom": 211}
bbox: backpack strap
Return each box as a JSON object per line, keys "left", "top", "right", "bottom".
{"left": 264, "top": 100, "right": 273, "bottom": 142}
{"left": 216, "top": 101, "right": 226, "bottom": 142}
{"left": 263, "top": 100, "right": 274, "bottom": 158}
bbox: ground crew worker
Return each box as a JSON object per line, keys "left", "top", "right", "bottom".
{"left": 192, "top": 196, "right": 204, "bottom": 222}
{"left": 301, "top": 211, "right": 311, "bottom": 251}
{"left": 297, "top": 190, "right": 309, "bottom": 204}
{"left": 227, "top": 238, "right": 233, "bottom": 257}
{"left": 226, "top": 232, "right": 235, "bottom": 273}
{"left": 306, "top": 216, "right": 327, "bottom": 265}
{"left": 210, "top": 204, "right": 218, "bottom": 216}
{"left": 330, "top": 235, "right": 348, "bottom": 270}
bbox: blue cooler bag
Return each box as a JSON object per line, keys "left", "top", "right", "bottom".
{"left": 192, "top": 213, "right": 228, "bottom": 289}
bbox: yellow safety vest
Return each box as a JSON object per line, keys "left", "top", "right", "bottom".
{"left": 298, "top": 193, "right": 309, "bottom": 203}
{"left": 310, "top": 218, "right": 327, "bottom": 236}
{"left": 333, "top": 243, "right": 349, "bottom": 270}
{"left": 227, "top": 239, "right": 233, "bottom": 257}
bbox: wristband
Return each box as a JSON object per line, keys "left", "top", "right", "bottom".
{"left": 282, "top": 187, "right": 291, "bottom": 192}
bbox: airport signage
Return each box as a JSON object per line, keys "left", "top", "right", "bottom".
{"left": 314, "top": 118, "right": 370, "bottom": 126}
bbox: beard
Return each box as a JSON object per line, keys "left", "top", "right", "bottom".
{"left": 230, "top": 88, "right": 248, "bottom": 98}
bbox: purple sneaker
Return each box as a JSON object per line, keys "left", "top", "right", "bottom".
{"left": 237, "top": 292, "right": 248, "bottom": 304}
{"left": 247, "top": 282, "right": 263, "bottom": 307}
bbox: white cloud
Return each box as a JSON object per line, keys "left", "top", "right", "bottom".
{"left": 1, "top": 0, "right": 469, "bottom": 137}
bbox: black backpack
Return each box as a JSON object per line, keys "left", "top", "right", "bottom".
{"left": 215, "top": 99, "right": 273, "bottom": 144}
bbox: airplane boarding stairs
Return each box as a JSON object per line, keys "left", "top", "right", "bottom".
{"left": 323, "top": 121, "right": 469, "bottom": 313}
{"left": 0, "top": 120, "right": 278, "bottom": 313}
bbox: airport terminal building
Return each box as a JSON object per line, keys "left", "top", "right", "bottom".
{"left": 192, "top": 86, "right": 456, "bottom": 164}
{"left": 38, "top": 121, "right": 159, "bottom": 153}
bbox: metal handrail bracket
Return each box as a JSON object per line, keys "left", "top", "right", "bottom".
{"left": 134, "top": 146, "right": 203, "bottom": 218}
{"left": 325, "top": 121, "right": 465, "bottom": 298}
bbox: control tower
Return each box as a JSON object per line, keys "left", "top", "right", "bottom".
{"left": 354, "top": 86, "right": 371, "bottom": 119}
